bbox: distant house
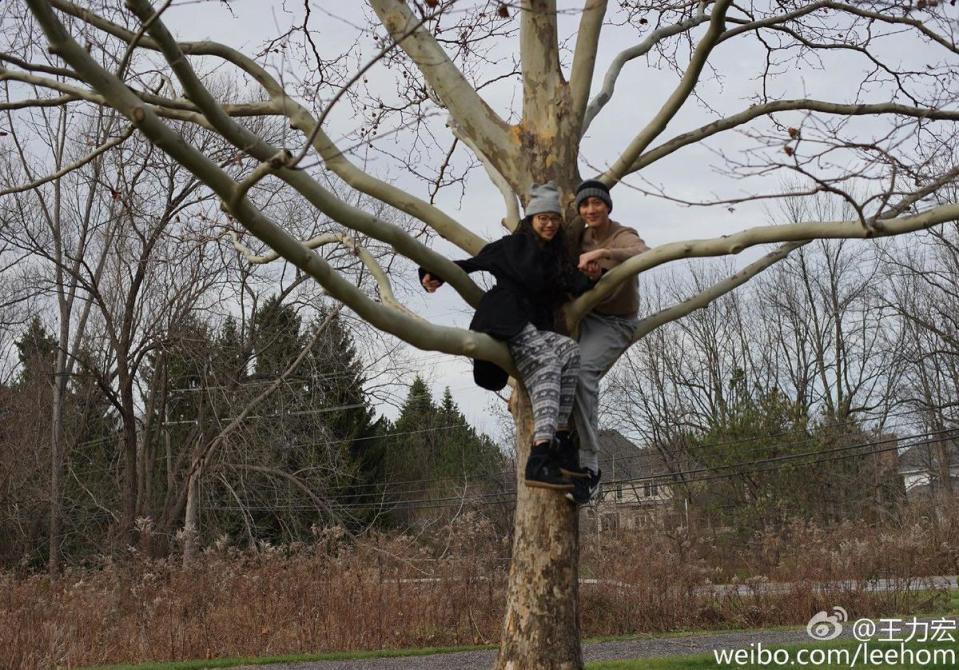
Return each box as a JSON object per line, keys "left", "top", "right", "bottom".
{"left": 580, "top": 430, "right": 683, "bottom": 532}
{"left": 898, "top": 438, "right": 959, "bottom": 498}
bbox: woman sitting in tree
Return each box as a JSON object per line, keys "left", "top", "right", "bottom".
{"left": 419, "top": 183, "right": 595, "bottom": 492}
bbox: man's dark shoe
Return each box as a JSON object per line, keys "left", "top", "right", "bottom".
{"left": 554, "top": 431, "right": 590, "bottom": 479}
{"left": 525, "top": 443, "right": 574, "bottom": 491}
{"left": 566, "top": 468, "right": 601, "bottom": 505}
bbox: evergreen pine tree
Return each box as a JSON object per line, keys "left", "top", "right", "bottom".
{"left": 381, "top": 378, "right": 505, "bottom": 526}
{"left": 14, "top": 316, "right": 57, "bottom": 387}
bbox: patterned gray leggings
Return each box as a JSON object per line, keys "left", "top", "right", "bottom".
{"left": 507, "top": 324, "right": 581, "bottom": 445}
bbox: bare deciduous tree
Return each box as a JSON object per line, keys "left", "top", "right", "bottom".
{"left": 0, "top": 93, "right": 131, "bottom": 573}
{"left": 884, "top": 225, "right": 959, "bottom": 500}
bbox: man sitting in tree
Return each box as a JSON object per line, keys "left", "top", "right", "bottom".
{"left": 565, "top": 179, "right": 650, "bottom": 504}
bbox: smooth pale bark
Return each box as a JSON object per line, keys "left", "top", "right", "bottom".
{"left": 448, "top": 118, "right": 521, "bottom": 231}
{"left": 630, "top": 100, "right": 959, "bottom": 175}
{"left": 521, "top": 0, "right": 563, "bottom": 124}
{"left": 0, "top": 126, "right": 134, "bottom": 196}
{"left": 513, "top": 1, "right": 580, "bottom": 195}
{"left": 567, "top": 200, "right": 959, "bottom": 324}
{"left": 568, "top": 0, "right": 608, "bottom": 133}
{"left": 495, "top": 387, "right": 582, "bottom": 670}
{"left": 27, "top": 0, "right": 512, "bottom": 371}
{"left": 631, "top": 241, "right": 809, "bottom": 342}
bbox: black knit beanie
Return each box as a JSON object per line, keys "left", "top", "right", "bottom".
{"left": 574, "top": 179, "right": 613, "bottom": 213}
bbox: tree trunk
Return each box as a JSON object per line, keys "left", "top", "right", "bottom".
{"left": 49, "top": 282, "right": 77, "bottom": 576}
{"left": 936, "top": 439, "right": 953, "bottom": 499}
{"left": 182, "top": 465, "right": 200, "bottom": 566}
{"left": 120, "top": 406, "right": 138, "bottom": 545}
{"left": 115, "top": 356, "right": 140, "bottom": 546}
{"left": 495, "top": 386, "right": 582, "bottom": 670}
{"left": 48, "top": 360, "right": 67, "bottom": 577}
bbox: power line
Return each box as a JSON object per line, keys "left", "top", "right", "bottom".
{"left": 62, "top": 419, "right": 956, "bottom": 507}
{"left": 65, "top": 421, "right": 486, "bottom": 467}
{"left": 96, "top": 402, "right": 949, "bottom": 468}
{"left": 22, "top": 429, "right": 953, "bottom": 519}
{"left": 593, "top": 405, "right": 957, "bottom": 468}
{"left": 159, "top": 402, "right": 366, "bottom": 426}
{"left": 606, "top": 429, "right": 955, "bottom": 489}
{"left": 604, "top": 428, "right": 939, "bottom": 485}
{"left": 163, "top": 350, "right": 456, "bottom": 393}
{"left": 202, "top": 428, "right": 955, "bottom": 515}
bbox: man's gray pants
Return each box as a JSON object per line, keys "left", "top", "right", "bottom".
{"left": 572, "top": 312, "right": 638, "bottom": 473}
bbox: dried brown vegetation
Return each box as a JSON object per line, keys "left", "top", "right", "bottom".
{"left": 2, "top": 509, "right": 956, "bottom": 670}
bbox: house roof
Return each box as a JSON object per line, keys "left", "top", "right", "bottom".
{"left": 903, "top": 477, "right": 959, "bottom": 497}
{"left": 898, "top": 439, "right": 959, "bottom": 471}
{"left": 596, "top": 429, "right": 671, "bottom": 480}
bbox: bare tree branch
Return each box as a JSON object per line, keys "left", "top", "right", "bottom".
{"left": 568, "top": 200, "right": 959, "bottom": 323}
{"left": 602, "top": 0, "right": 733, "bottom": 184}
{"left": 369, "top": 0, "right": 513, "bottom": 175}
{"left": 520, "top": 0, "right": 563, "bottom": 125}
{"left": 0, "top": 93, "right": 76, "bottom": 110}
{"left": 448, "top": 116, "right": 520, "bottom": 231}
{"left": 26, "top": 0, "right": 508, "bottom": 369}
{"left": 568, "top": 0, "right": 608, "bottom": 133}
{"left": 824, "top": 1, "right": 959, "bottom": 55}
{"left": 90, "top": 0, "right": 484, "bottom": 309}
{"left": 632, "top": 241, "right": 809, "bottom": 342}
{"left": 631, "top": 100, "right": 959, "bottom": 174}
{"left": 228, "top": 230, "right": 410, "bottom": 315}
{"left": 582, "top": 3, "right": 708, "bottom": 133}
{"left": 46, "top": 0, "right": 486, "bottom": 254}
{"left": 0, "top": 125, "right": 134, "bottom": 196}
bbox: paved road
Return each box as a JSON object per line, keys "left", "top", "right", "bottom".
{"left": 577, "top": 575, "right": 958, "bottom": 597}
{"left": 236, "top": 616, "right": 958, "bottom": 670}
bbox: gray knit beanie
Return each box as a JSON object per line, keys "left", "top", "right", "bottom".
{"left": 575, "top": 179, "right": 613, "bottom": 213}
{"left": 525, "top": 182, "right": 562, "bottom": 217}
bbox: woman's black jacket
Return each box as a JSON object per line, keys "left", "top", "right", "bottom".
{"left": 418, "top": 234, "right": 595, "bottom": 389}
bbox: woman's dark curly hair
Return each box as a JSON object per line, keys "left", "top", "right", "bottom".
{"left": 515, "top": 215, "right": 578, "bottom": 286}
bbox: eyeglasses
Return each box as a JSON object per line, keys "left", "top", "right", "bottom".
{"left": 533, "top": 214, "right": 562, "bottom": 224}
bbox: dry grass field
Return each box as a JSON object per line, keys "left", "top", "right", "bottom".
{"left": 2, "top": 509, "right": 957, "bottom": 669}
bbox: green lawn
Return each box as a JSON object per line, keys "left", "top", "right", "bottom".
{"left": 86, "top": 637, "right": 959, "bottom": 670}
{"left": 590, "top": 639, "right": 959, "bottom": 670}
{"left": 85, "top": 638, "right": 959, "bottom": 670}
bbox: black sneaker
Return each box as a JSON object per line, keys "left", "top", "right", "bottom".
{"left": 524, "top": 443, "right": 574, "bottom": 491}
{"left": 566, "top": 468, "right": 601, "bottom": 505}
{"left": 554, "top": 431, "right": 590, "bottom": 479}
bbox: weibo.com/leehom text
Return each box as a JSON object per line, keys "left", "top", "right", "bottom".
{"left": 713, "top": 642, "right": 956, "bottom": 667}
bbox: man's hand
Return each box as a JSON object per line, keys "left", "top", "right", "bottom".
{"left": 582, "top": 260, "right": 602, "bottom": 281}
{"left": 421, "top": 273, "right": 443, "bottom": 292}
{"left": 578, "top": 248, "right": 606, "bottom": 270}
